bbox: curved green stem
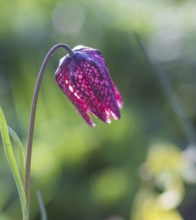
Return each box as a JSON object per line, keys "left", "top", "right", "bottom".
{"left": 25, "top": 44, "right": 74, "bottom": 211}
{"left": 0, "top": 107, "right": 28, "bottom": 220}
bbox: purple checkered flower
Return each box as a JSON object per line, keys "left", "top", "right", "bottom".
{"left": 55, "top": 45, "right": 122, "bottom": 127}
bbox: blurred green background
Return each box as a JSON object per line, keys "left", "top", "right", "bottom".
{"left": 1, "top": 0, "right": 196, "bottom": 219}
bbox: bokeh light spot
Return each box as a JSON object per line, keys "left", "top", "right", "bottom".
{"left": 52, "top": 2, "right": 85, "bottom": 34}
{"left": 148, "top": 28, "right": 183, "bottom": 62}
{"left": 91, "top": 168, "right": 128, "bottom": 205}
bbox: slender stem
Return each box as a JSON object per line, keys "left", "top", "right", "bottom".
{"left": 25, "top": 43, "right": 74, "bottom": 211}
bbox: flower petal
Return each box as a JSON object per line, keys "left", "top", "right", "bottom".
{"left": 111, "top": 81, "right": 123, "bottom": 109}
{"left": 55, "top": 59, "right": 95, "bottom": 127}
{"left": 68, "top": 58, "right": 109, "bottom": 123}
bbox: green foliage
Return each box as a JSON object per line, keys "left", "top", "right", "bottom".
{"left": 0, "top": 107, "right": 28, "bottom": 220}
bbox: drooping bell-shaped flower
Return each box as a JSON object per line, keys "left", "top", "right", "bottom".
{"left": 55, "top": 45, "right": 122, "bottom": 127}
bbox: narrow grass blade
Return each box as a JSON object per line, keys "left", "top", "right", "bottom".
{"left": 8, "top": 126, "right": 25, "bottom": 184}
{"left": 36, "top": 190, "right": 48, "bottom": 220}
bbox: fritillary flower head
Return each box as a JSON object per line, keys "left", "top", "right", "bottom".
{"left": 55, "top": 45, "right": 123, "bottom": 127}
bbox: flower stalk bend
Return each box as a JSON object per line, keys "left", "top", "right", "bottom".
{"left": 25, "top": 44, "right": 74, "bottom": 210}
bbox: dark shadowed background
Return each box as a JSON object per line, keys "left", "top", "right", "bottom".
{"left": 0, "top": 0, "right": 196, "bottom": 219}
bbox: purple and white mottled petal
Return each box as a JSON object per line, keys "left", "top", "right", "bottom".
{"left": 55, "top": 45, "right": 122, "bottom": 126}
{"left": 68, "top": 58, "right": 109, "bottom": 123}
{"left": 77, "top": 54, "right": 120, "bottom": 120}
{"left": 55, "top": 61, "right": 95, "bottom": 126}
{"left": 111, "top": 81, "right": 123, "bottom": 109}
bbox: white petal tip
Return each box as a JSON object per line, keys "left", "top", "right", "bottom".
{"left": 117, "top": 101, "right": 123, "bottom": 109}
{"left": 91, "top": 123, "right": 96, "bottom": 127}
{"left": 106, "top": 118, "right": 111, "bottom": 124}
